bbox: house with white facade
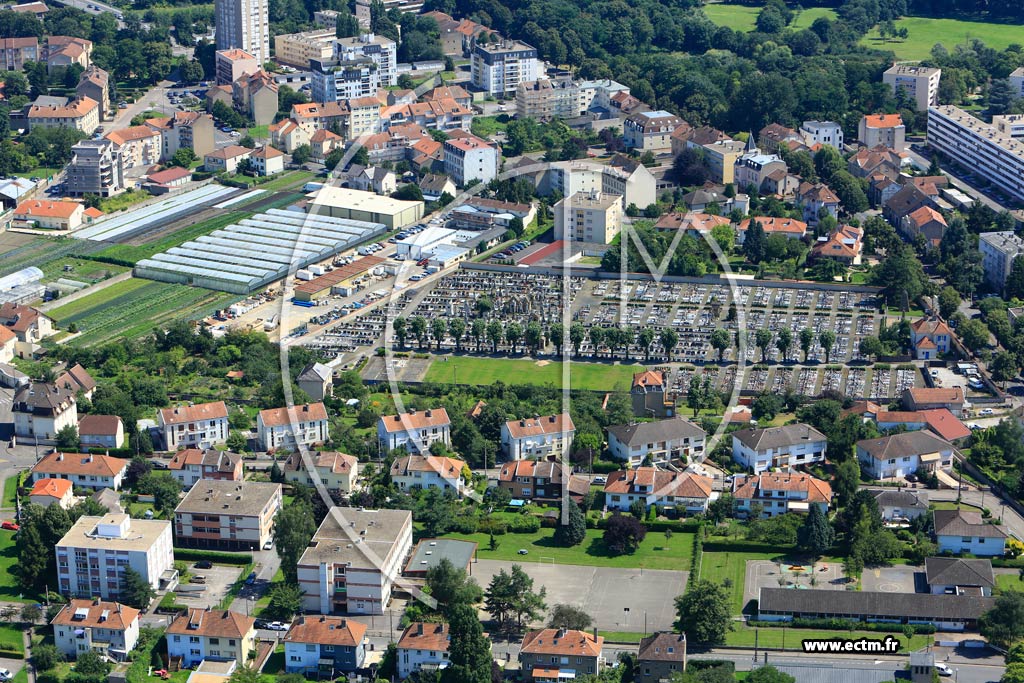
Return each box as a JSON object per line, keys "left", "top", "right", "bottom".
{"left": 389, "top": 455, "right": 466, "bottom": 495}
{"left": 501, "top": 413, "right": 576, "bottom": 460}
{"left": 56, "top": 514, "right": 174, "bottom": 600}
{"left": 856, "top": 430, "right": 954, "bottom": 481}
{"left": 603, "top": 468, "right": 713, "bottom": 515}
{"left": 284, "top": 616, "right": 367, "bottom": 676}
{"left": 282, "top": 451, "right": 358, "bottom": 494}
{"left": 51, "top": 599, "right": 140, "bottom": 661}
{"left": 157, "top": 401, "right": 229, "bottom": 450}
{"left": 13, "top": 381, "right": 77, "bottom": 442}
{"left": 31, "top": 451, "right": 127, "bottom": 491}
{"left": 397, "top": 622, "right": 452, "bottom": 679}
{"left": 925, "top": 557, "right": 994, "bottom": 596}
{"left": 378, "top": 408, "right": 451, "bottom": 455}
{"left": 606, "top": 418, "right": 706, "bottom": 467}
{"left": 444, "top": 134, "right": 500, "bottom": 186}
{"left": 933, "top": 509, "right": 1006, "bottom": 556}
{"left": 731, "top": 472, "right": 833, "bottom": 518}
{"left": 799, "top": 120, "right": 844, "bottom": 149}
{"left": 168, "top": 448, "right": 244, "bottom": 489}
{"left": 257, "top": 403, "right": 329, "bottom": 452}
{"left": 78, "top": 415, "right": 124, "bottom": 449}
{"left": 29, "top": 478, "right": 75, "bottom": 509}
{"left": 730, "top": 424, "right": 827, "bottom": 473}
{"left": 166, "top": 609, "right": 256, "bottom": 668}
{"left": 872, "top": 489, "right": 929, "bottom": 523}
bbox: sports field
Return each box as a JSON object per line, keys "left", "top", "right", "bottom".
{"left": 859, "top": 15, "right": 1024, "bottom": 60}
{"left": 48, "top": 277, "right": 238, "bottom": 346}
{"left": 701, "top": 4, "right": 837, "bottom": 31}
{"left": 422, "top": 356, "right": 644, "bottom": 391}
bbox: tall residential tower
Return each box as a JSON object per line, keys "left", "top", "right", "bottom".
{"left": 215, "top": 0, "right": 270, "bottom": 65}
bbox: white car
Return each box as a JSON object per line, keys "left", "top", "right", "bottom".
{"left": 268, "top": 622, "right": 289, "bottom": 631}
{"left": 980, "top": 408, "right": 995, "bottom": 416}
{"left": 592, "top": 476, "right": 606, "bottom": 484}
{"left": 0, "top": 668, "right": 12, "bottom": 681}
{"left": 935, "top": 662, "right": 953, "bottom": 677}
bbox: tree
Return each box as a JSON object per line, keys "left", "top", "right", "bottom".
{"left": 603, "top": 513, "right": 646, "bottom": 555}
{"left": 980, "top": 591, "right": 1024, "bottom": 648}
{"left": 872, "top": 244, "right": 928, "bottom": 308}
{"left": 336, "top": 10, "right": 360, "bottom": 37}
{"left": 55, "top": 424, "right": 80, "bottom": 450}
{"left": 659, "top": 328, "right": 679, "bottom": 359}
{"left": 181, "top": 60, "right": 204, "bottom": 83}
{"left": 799, "top": 327, "right": 814, "bottom": 362}
{"left": 548, "top": 604, "right": 593, "bottom": 631}
{"left": 392, "top": 184, "right": 424, "bottom": 202}
{"left": 751, "top": 392, "right": 782, "bottom": 422}
{"left": 755, "top": 328, "right": 773, "bottom": 363}
{"left": 1003, "top": 664, "right": 1024, "bottom": 683}
{"left": 710, "top": 328, "right": 730, "bottom": 362}
{"left": 819, "top": 330, "right": 836, "bottom": 364}
{"left": 227, "top": 666, "right": 261, "bottom": 683}
{"left": 746, "top": 667, "right": 796, "bottom": 683}
{"left": 431, "top": 317, "right": 447, "bottom": 350}
{"left": 938, "top": 286, "right": 961, "bottom": 320}
{"left": 797, "top": 505, "right": 834, "bottom": 557}
{"left": 552, "top": 500, "right": 586, "bottom": 547}
{"left": 74, "top": 652, "right": 110, "bottom": 679}
{"left": 776, "top": 327, "right": 792, "bottom": 362}
{"left": 16, "top": 512, "right": 48, "bottom": 589}
{"left": 135, "top": 472, "right": 181, "bottom": 515}
{"left": 226, "top": 431, "right": 248, "bottom": 452}
{"left": 120, "top": 567, "right": 155, "bottom": 609}
{"left": 674, "top": 579, "right": 733, "bottom": 646}
{"left": 264, "top": 582, "right": 303, "bottom": 620}
{"left": 441, "top": 603, "right": 493, "bottom": 683}
{"left": 273, "top": 501, "right": 316, "bottom": 584}
{"left": 32, "top": 645, "right": 63, "bottom": 672}
{"left": 426, "top": 558, "right": 482, "bottom": 612}
{"left": 411, "top": 315, "right": 428, "bottom": 349}
{"left": 485, "top": 565, "right": 546, "bottom": 631}
{"left": 744, "top": 219, "right": 767, "bottom": 263}
{"left": 449, "top": 318, "right": 466, "bottom": 352}
{"left": 833, "top": 457, "right": 860, "bottom": 505}
{"left": 170, "top": 147, "right": 196, "bottom": 168}
{"left": 992, "top": 351, "right": 1019, "bottom": 386}
{"left": 959, "top": 318, "right": 989, "bottom": 354}
{"left": 290, "top": 144, "right": 311, "bottom": 165}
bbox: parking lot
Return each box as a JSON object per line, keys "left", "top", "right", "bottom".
{"left": 743, "top": 559, "right": 847, "bottom": 607}
{"left": 174, "top": 564, "right": 243, "bottom": 609}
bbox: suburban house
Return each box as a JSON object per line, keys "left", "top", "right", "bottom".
{"left": 173, "top": 481, "right": 283, "bottom": 550}
{"left": 630, "top": 369, "right": 671, "bottom": 417}
{"left": 519, "top": 629, "right": 604, "bottom": 683}
{"left": 12, "top": 199, "right": 86, "bottom": 230}
{"left": 636, "top": 633, "right": 686, "bottom": 683}
{"left": 758, "top": 587, "right": 992, "bottom": 630}
{"left": 933, "top": 509, "right": 1007, "bottom": 556}
{"left": 166, "top": 609, "right": 256, "bottom": 668}
{"left": 168, "top": 448, "right": 244, "bottom": 489}
{"left": 256, "top": 403, "right": 330, "bottom": 452}
{"left": 297, "top": 507, "right": 413, "bottom": 615}
{"left": 910, "top": 318, "right": 953, "bottom": 359}
{"left": 78, "top": 415, "right": 124, "bottom": 449}
{"left": 297, "top": 362, "right": 333, "bottom": 401}
{"left": 731, "top": 424, "right": 828, "bottom": 473}
{"left": 0, "top": 302, "right": 54, "bottom": 346}
{"left": 13, "top": 381, "right": 77, "bottom": 441}
{"left": 250, "top": 146, "right": 285, "bottom": 176}
{"left": 872, "top": 489, "right": 929, "bottom": 522}
{"left": 730, "top": 472, "right": 833, "bottom": 518}
{"left": 203, "top": 145, "right": 253, "bottom": 173}
{"left": 606, "top": 418, "right": 706, "bottom": 467}
{"left": 497, "top": 460, "right": 589, "bottom": 504}
{"left": 501, "top": 413, "right": 576, "bottom": 460}
{"left": 603, "top": 468, "right": 714, "bottom": 515}
{"left": 31, "top": 451, "right": 127, "bottom": 490}
{"left": 903, "top": 387, "right": 965, "bottom": 416}
{"left": 925, "top": 557, "right": 994, "bottom": 596}
{"left": 900, "top": 206, "right": 947, "bottom": 248}
{"left": 0, "top": 326, "right": 14, "bottom": 363}
{"left": 874, "top": 408, "right": 971, "bottom": 445}
{"left": 810, "top": 225, "right": 863, "bottom": 265}
{"left": 736, "top": 217, "right": 807, "bottom": 243}
{"left": 389, "top": 455, "right": 466, "bottom": 495}
{"left": 284, "top": 616, "right": 368, "bottom": 675}
{"left": 56, "top": 514, "right": 174, "bottom": 600}
{"left": 397, "top": 622, "right": 452, "bottom": 679}
{"left": 158, "top": 402, "right": 230, "bottom": 450}
{"left": 377, "top": 408, "right": 451, "bottom": 455}
{"left": 29, "top": 478, "right": 75, "bottom": 509}
{"left": 856, "top": 431, "right": 955, "bottom": 480}
{"left": 51, "top": 599, "right": 140, "bottom": 661}
{"left": 281, "top": 451, "right": 359, "bottom": 493}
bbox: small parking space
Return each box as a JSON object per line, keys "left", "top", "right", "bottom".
{"left": 175, "top": 564, "right": 243, "bottom": 609}
{"left": 744, "top": 559, "right": 846, "bottom": 606}
{"left": 860, "top": 564, "right": 922, "bottom": 593}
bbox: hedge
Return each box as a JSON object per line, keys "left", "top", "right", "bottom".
{"left": 688, "top": 661, "right": 735, "bottom": 674}
{"left": 702, "top": 541, "right": 796, "bottom": 555}
{"left": 156, "top": 592, "right": 187, "bottom": 613}
{"left": 87, "top": 447, "right": 134, "bottom": 458}
{"left": 992, "top": 557, "right": 1024, "bottom": 568}
{"left": 173, "top": 548, "right": 253, "bottom": 565}
{"left": 747, "top": 618, "right": 936, "bottom": 634}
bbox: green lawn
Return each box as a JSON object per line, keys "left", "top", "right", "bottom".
{"left": 598, "top": 631, "right": 646, "bottom": 644}
{"left": 701, "top": 4, "right": 836, "bottom": 31}
{"left": 859, "top": 15, "right": 1024, "bottom": 60}
{"left": 700, "top": 550, "right": 789, "bottom": 614}
{"left": 246, "top": 125, "right": 270, "bottom": 140}
{"left": 444, "top": 528, "right": 695, "bottom": 571}
{"left": 929, "top": 501, "right": 983, "bottom": 512}
{"left": 39, "top": 257, "right": 128, "bottom": 284}
{"left": 422, "top": 357, "right": 644, "bottom": 392}
{"left": 0, "top": 625, "right": 24, "bottom": 655}
{"left": 1, "top": 475, "right": 19, "bottom": 509}
{"left": 471, "top": 115, "right": 509, "bottom": 139}
{"left": 98, "top": 189, "right": 151, "bottom": 214}
{"left": 48, "top": 278, "right": 150, "bottom": 319}
{"left": 996, "top": 574, "right": 1024, "bottom": 593}
{"left": 257, "top": 171, "right": 315, "bottom": 192}
{"left": 0, "top": 530, "right": 41, "bottom": 603}
{"left": 726, "top": 625, "right": 931, "bottom": 652}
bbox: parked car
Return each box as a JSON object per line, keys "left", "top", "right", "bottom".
{"left": 245, "top": 571, "right": 257, "bottom": 585}
{"left": 263, "top": 540, "right": 273, "bottom": 550}
{"left": 1, "top": 521, "right": 19, "bottom": 531}
{"left": 592, "top": 476, "right": 606, "bottom": 485}
{"left": 254, "top": 619, "right": 269, "bottom": 629}
{"left": 0, "top": 669, "right": 14, "bottom": 681}
{"left": 935, "top": 663, "right": 953, "bottom": 677}
{"left": 980, "top": 408, "right": 995, "bottom": 416}
{"left": 194, "top": 560, "right": 213, "bottom": 569}
{"left": 268, "top": 622, "right": 289, "bottom": 631}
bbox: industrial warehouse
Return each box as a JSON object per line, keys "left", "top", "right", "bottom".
{"left": 133, "top": 209, "right": 387, "bottom": 294}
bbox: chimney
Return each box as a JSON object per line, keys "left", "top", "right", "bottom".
{"left": 93, "top": 597, "right": 100, "bottom": 606}
{"left": 520, "top": 420, "right": 526, "bottom": 427}
{"left": 425, "top": 409, "right": 432, "bottom": 418}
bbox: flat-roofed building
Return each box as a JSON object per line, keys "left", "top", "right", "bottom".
{"left": 65, "top": 139, "right": 126, "bottom": 198}
{"left": 297, "top": 507, "right": 413, "bottom": 615}
{"left": 403, "top": 538, "right": 476, "bottom": 578}
{"left": 980, "top": 230, "right": 1024, "bottom": 291}
{"left": 273, "top": 28, "right": 334, "bottom": 68}
{"left": 471, "top": 39, "right": 539, "bottom": 96}
{"left": 553, "top": 190, "right": 623, "bottom": 244}
{"left": 516, "top": 78, "right": 580, "bottom": 120}
{"left": 884, "top": 64, "right": 941, "bottom": 111}
{"left": 928, "top": 105, "right": 1024, "bottom": 203}
{"left": 56, "top": 514, "right": 174, "bottom": 600}
{"left": 173, "top": 480, "right": 283, "bottom": 550}
{"left": 306, "top": 186, "right": 424, "bottom": 229}
{"left": 214, "top": 48, "right": 259, "bottom": 85}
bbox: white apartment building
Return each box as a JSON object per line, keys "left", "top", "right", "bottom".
{"left": 273, "top": 28, "right": 335, "bottom": 68}
{"left": 13, "top": 381, "right": 77, "bottom": 441}
{"left": 553, "top": 190, "right": 623, "bottom": 244}
{"left": 443, "top": 133, "right": 500, "bottom": 186}
{"left": 606, "top": 418, "right": 707, "bottom": 467}
{"left": 884, "top": 64, "right": 941, "bottom": 111}
{"left": 389, "top": 455, "right": 466, "bottom": 495}
{"left": 543, "top": 156, "right": 657, "bottom": 210}
{"left": 157, "top": 401, "right": 230, "bottom": 450}
{"left": 928, "top": 105, "right": 1024, "bottom": 203}
{"left": 377, "top": 408, "right": 450, "bottom": 455}
{"left": 470, "top": 39, "right": 539, "bottom": 96}
{"left": 51, "top": 600, "right": 141, "bottom": 662}
{"left": 624, "top": 111, "right": 684, "bottom": 153}
{"left": 731, "top": 472, "right": 833, "bottom": 518}
{"left": 397, "top": 623, "right": 451, "bottom": 679}
{"left": 979, "top": 231, "right": 1024, "bottom": 291}
{"left": 731, "top": 423, "right": 828, "bottom": 473}
{"left": 56, "top": 514, "right": 174, "bottom": 600}
{"left": 603, "top": 468, "right": 714, "bottom": 515}
{"left": 215, "top": 0, "right": 269, "bottom": 63}
{"left": 31, "top": 451, "right": 127, "bottom": 491}
{"left": 500, "top": 413, "right": 575, "bottom": 460}
{"left": 311, "top": 33, "right": 396, "bottom": 102}
{"left": 799, "top": 120, "right": 844, "bottom": 149}
{"left": 1011, "top": 67, "right": 1024, "bottom": 99}
{"left": 257, "top": 402, "right": 329, "bottom": 451}
{"left": 173, "top": 480, "right": 283, "bottom": 551}
{"left": 167, "top": 609, "right": 256, "bottom": 668}
{"left": 297, "top": 507, "right": 413, "bottom": 615}
{"left": 992, "top": 114, "right": 1024, "bottom": 139}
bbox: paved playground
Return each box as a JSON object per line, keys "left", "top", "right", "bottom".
{"left": 473, "top": 559, "right": 687, "bottom": 632}
{"left": 744, "top": 559, "right": 846, "bottom": 606}
{"left": 861, "top": 563, "right": 923, "bottom": 593}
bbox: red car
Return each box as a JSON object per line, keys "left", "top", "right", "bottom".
{"left": 1, "top": 521, "right": 19, "bottom": 531}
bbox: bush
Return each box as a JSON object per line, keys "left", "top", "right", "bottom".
{"left": 479, "top": 519, "right": 507, "bottom": 535}
{"left": 449, "top": 516, "right": 480, "bottom": 534}
{"left": 172, "top": 549, "right": 252, "bottom": 565}
{"left": 747, "top": 618, "right": 935, "bottom": 634}
{"left": 157, "top": 593, "right": 187, "bottom": 613}
{"left": 37, "top": 672, "right": 61, "bottom": 683}
{"left": 507, "top": 515, "right": 541, "bottom": 533}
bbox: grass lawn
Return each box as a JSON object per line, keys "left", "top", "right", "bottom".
{"left": 423, "top": 356, "right": 644, "bottom": 391}
{"left": 246, "top": 125, "right": 270, "bottom": 140}
{"left": 929, "top": 501, "right": 983, "bottom": 512}
{"left": 11, "top": 669, "right": 26, "bottom": 683}
{"left": 39, "top": 257, "right": 128, "bottom": 284}
{"left": 599, "top": 631, "right": 646, "bottom": 644}
{"left": 258, "top": 171, "right": 315, "bottom": 192}
{"left": 1, "top": 475, "right": 19, "bottom": 509}
{"left": 0, "top": 530, "right": 41, "bottom": 603}
{"left": 0, "top": 624, "right": 24, "bottom": 655}
{"left": 996, "top": 574, "right": 1024, "bottom": 593}
{"left": 17, "top": 166, "right": 62, "bottom": 181}
{"left": 444, "top": 528, "right": 695, "bottom": 570}
{"left": 701, "top": 4, "right": 836, "bottom": 31}
{"left": 859, "top": 16, "right": 1024, "bottom": 61}
{"left": 98, "top": 189, "right": 151, "bottom": 214}
{"left": 726, "top": 625, "right": 931, "bottom": 652}
{"left": 471, "top": 115, "right": 509, "bottom": 139}
{"left": 49, "top": 278, "right": 238, "bottom": 346}
{"left": 700, "top": 550, "right": 788, "bottom": 614}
